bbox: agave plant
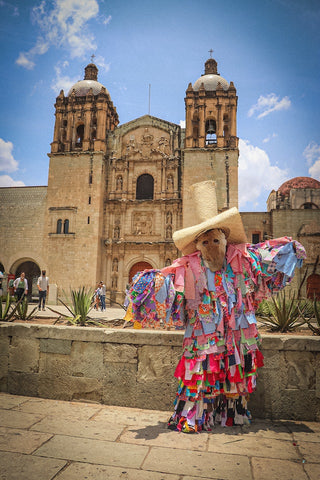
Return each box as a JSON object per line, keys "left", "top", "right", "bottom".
{"left": 257, "top": 290, "right": 312, "bottom": 333}
{"left": 306, "top": 298, "right": 320, "bottom": 335}
{"left": 0, "top": 293, "right": 24, "bottom": 322}
{"left": 14, "top": 296, "right": 38, "bottom": 321}
{"left": 49, "top": 287, "right": 95, "bottom": 326}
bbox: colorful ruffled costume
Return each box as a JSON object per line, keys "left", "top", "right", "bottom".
{"left": 126, "top": 237, "right": 306, "bottom": 432}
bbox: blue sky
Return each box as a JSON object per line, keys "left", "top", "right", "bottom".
{"left": 0, "top": 0, "right": 320, "bottom": 211}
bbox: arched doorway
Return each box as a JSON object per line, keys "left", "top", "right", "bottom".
{"left": 14, "top": 261, "right": 41, "bottom": 301}
{"left": 307, "top": 274, "right": 320, "bottom": 300}
{"left": 129, "top": 261, "right": 153, "bottom": 283}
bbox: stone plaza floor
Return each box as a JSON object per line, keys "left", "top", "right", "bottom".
{"left": 0, "top": 392, "right": 319, "bottom": 480}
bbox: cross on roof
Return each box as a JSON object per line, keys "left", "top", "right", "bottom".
{"left": 90, "top": 53, "right": 96, "bottom": 63}
{"left": 208, "top": 49, "right": 213, "bottom": 58}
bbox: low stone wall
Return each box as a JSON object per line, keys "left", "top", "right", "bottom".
{"left": 0, "top": 322, "right": 319, "bottom": 421}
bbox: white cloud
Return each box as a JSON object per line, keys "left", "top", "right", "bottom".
{"left": 16, "top": 0, "right": 101, "bottom": 68}
{"left": 248, "top": 93, "right": 291, "bottom": 119}
{"left": 180, "top": 120, "right": 186, "bottom": 128}
{"left": 102, "top": 14, "right": 112, "bottom": 25}
{"left": 263, "top": 132, "right": 278, "bottom": 143}
{"left": 0, "top": 175, "right": 25, "bottom": 187}
{"left": 309, "top": 161, "right": 320, "bottom": 180}
{"left": 304, "top": 141, "right": 320, "bottom": 180}
{"left": 0, "top": 138, "right": 19, "bottom": 172}
{"left": 238, "top": 139, "right": 289, "bottom": 209}
{"left": 51, "top": 63, "right": 78, "bottom": 93}
{"left": 15, "top": 52, "right": 35, "bottom": 70}
{"left": 94, "top": 55, "right": 110, "bottom": 74}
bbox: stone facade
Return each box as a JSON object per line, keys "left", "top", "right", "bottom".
{"left": 1, "top": 323, "right": 319, "bottom": 420}
{"left": 0, "top": 58, "right": 319, "bottom": 301}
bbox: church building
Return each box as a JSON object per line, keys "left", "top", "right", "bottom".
{"left": 0, "top": 58, "right": 319, "bottom": 302}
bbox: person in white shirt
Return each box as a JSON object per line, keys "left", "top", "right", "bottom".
{"left": 37, "top": 270, "right": 49, "bottom": 311}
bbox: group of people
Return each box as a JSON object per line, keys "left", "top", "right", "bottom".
{"left": 94, "top": 281, "right": 106, "bottom": 311}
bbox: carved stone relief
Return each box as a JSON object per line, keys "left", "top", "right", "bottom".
{"left": 132, "top": 212, "right": 153, "bottom": 235}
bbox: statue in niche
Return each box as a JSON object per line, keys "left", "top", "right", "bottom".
{"left": 112, "top": 258, "right": 118, "bottom": 272}
{"left": 165, "top": 258, "right": 171, "bottom": 266}
{"left": 167, "top": 175, "right": 174, "bottom": 190}
{"left": 113, "top": 225, "right": 120, "bottom": 239}
{"left": 166, "top": 211, "right": 172, "bottom": 224}
{"left": 166, "top": 225, "right": 172, "bottom": 238}
{"left": 112, "top": 276, "right": 118, "bottom": 289}
{"left": 116, "top": 175, "right": 123, "bottom": 191}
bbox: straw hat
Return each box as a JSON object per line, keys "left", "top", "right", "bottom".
{"left": 173, "top": 180, "right": 247, "bottom": 255}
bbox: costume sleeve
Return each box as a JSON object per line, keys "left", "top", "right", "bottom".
{"left": 125, "top": 252, "right": 205, "bottom": 329}
{"left": 125, "top": 268, "right": 185, "bottom": 329}
{"left": 227, "top": 237, "right": 306, "bottom": 310}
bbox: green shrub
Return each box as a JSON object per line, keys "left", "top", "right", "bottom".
{"left": 257, "top": 290, "right": 312, "bottom": 332}
{"left": 49, "top": 287, "right": 95, "bottom": 326}
{"left": 0, "top": 293, "right": 24, "bottom": 322}
{"left": 14, "top": 296, "right": 38, "bottom": 321}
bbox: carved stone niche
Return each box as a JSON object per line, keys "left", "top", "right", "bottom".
{"left": 132, "top": 211, "right": 153, "bottom": 235}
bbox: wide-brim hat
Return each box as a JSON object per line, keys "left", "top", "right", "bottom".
{"left": 173, "top": 180, "right": 247, "bottom": 255}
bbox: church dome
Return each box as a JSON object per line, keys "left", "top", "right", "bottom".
{"left": 68, "top": 63, "right": 109, "bottom": 97}
{"left": 193, "top": 57, "right": 229, "bottom": 91}
{"left": 278, "top": 177, "right": 320, "bottom": 196}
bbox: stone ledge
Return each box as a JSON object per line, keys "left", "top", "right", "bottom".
{"left": 0, "top": 323, "right": 184, "bottom": 347}
{"left": 1, "top": 323, "right": 319, "bottom": 350}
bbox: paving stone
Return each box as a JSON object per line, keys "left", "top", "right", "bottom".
{"left": 93, "top": 405, "right": 171, "bottom": 426}
{"left": 293, "top": 430, "right": 320, "bottom": 443}
{"left": 33, "top": 434, "right": 149, "bottom": 468}
{"left": 241, "top": 420, "right": 292, "bottom": 440}
{"left": 0, "top": 426, "right": 52, "bottom": 454}
{"left": 0, "top": 451, "right": 66, "bottom": 480}
{"left": 119, "top": 424, "right": 208, "bottom": 451}
{"left": 31, "top": 415, "right": 126, "bottom": 441}
{"left": 207, "top": 433, "right": 299, "bottom": 460}
{"left": 0, "top": 393, "right": 30, "bottom": 409}
{"left": 304, "top": 462, "right": 320, "bottom": 480}
{"left": 15, "top": 397, "right": 102, "bottom": 419}
{"left": 251, "top": 457, "right": 309, "bottom": 480}
{"left": 55, "top": 462, "right": 180, "bottom": 480}
{"left": 142, "top": 447, "right": 252, "bottom": 479}
{"left": 297, "top": 441, "right": 320, "bottom": 463}
{"left": 0, "top": 408, "right": 45, "bottom": 428}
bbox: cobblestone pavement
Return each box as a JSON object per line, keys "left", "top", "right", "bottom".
{"left": 0, "top": 393, "right": 319, "bottom": 480}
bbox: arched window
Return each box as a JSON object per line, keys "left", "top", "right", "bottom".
{"left": 76, "top": 124, "right": 84, "bottom": 147}
{"left": 205, "top": 119, "right": 217, "bottom": 145}
{"left": 136, "top": 174, "right": 154, "bottom": 200}
{"left": 63, "top": 219, "right": 69, "bottom": 234}
{"left": 56, "top": 219, "right": 62, "bottom": 234}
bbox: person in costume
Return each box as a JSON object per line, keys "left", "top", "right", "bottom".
{"left": 126, "top": 181, "right": 306, "bottom": 433}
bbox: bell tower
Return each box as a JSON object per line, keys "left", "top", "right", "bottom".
{"left": 182, "top": 57, "right": 239, "bottom": 227}
{"left": 45, "top": 63, "right": 119, "bottom": 295}
{"left": 51, "top": 63, "right": 118, "bottom": 154}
